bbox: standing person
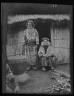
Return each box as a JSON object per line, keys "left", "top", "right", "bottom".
{"left": 23, "top": 20, "right": 39, "bottom": 70}
{"left": 38, "top": 37, "right": 54, "bottom": 71}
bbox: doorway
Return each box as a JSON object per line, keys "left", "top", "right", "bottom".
{"left": 35, "top": 19, "right": 51, "bottom": 46}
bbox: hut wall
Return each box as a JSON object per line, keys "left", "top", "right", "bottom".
{"left": 51, "top": 28, "right": 70, "bottom": 64}
{"left": 6, "top": 27, "right": 70, "bottom": 64}
{"left": 6, "top": 31, "right": 26, "bottom": 63}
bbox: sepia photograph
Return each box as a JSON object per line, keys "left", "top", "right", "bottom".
{"left": 2, "top": 3, "right": 73, "bottom": 94}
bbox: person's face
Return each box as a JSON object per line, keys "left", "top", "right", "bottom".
{"left": 44, "top": 40, "right": 47, "bottom": 42}
{"left": 27, "top": 22, "right": 33, "bottom": 29}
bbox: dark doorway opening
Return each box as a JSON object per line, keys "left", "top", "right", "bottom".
{"left": 35, "top": 19, "right": 51, "bottom": 46}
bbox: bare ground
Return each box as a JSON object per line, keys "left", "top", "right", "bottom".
{"left": 16, "top": 64, "right": 70, "bottom": 93}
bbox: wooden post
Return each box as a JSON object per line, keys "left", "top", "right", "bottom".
{"left": 2, "top": 3, "right": 8, "bottom": 93}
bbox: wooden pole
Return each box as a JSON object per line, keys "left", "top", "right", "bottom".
{"left": 2, "top": 3, "right": 8, "bottom": 93}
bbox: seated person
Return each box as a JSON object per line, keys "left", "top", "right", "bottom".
{"left": 38, "top": 37, "right": 54, "bottom": 71}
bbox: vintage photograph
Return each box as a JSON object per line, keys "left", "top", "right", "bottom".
{"left": 2, "top": 3, "right": 72, "bottom": 94}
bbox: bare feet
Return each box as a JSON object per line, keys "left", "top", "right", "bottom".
{"left": 42, "top": 67, "right": 46, "bottom": 71}
{"left": 51, "top": 67, "right": 54, "bottom": 70}
{"left": 33, "top": 67, "right": 37, "bottom": 70}
{"left": 26, "top": 66, "right": 31, "bottom": 71}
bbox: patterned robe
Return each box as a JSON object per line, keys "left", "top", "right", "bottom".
{"left": 23, "top": 28, "right": 39, "bottom": 65}
{"left": 38, "top": 40, "right": 54, "bottom": 66}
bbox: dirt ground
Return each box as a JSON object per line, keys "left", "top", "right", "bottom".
{"left": 16, "top": 64, "right": 70, "bottom": 93}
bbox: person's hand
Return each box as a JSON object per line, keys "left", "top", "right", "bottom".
{"left": 43, "top": 54, "right": 47, "bottom": 57}
{"left": 36, "top": 42, "right": 39, "bottom": 45}
{"left": 43, "top": 54, "right": 46, "bottom": 57}
{"left": 38, "top": 52, "right": 43, "bottom": 57}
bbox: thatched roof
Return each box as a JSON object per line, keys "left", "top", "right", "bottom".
{"left": 8, "top": 15, "right": 70, "bottom": 24}
{"left": 2, "top": 3, "right": 72, "bottom": 24}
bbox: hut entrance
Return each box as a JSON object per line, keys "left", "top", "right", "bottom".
{"left": 35, "top": 19, "right": 51, "bottom": 46}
